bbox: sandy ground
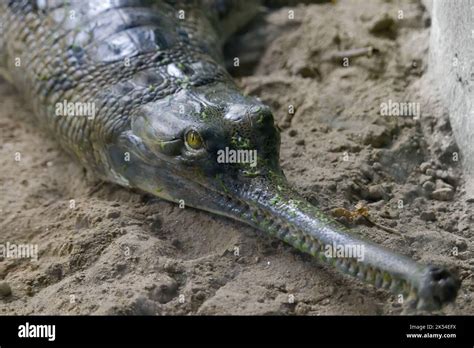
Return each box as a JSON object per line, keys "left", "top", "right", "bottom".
{"left": 0, "top": 0, "right": 473, "bottom": 315}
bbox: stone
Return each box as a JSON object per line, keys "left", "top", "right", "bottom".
{"left": 435, "top": 179, "right": 453, "bottom": 190}
{"left": 106, "top": 210, "right": 121, "bottom": 219}
{"left": 419, "top": 162, "right": 431, "bottom": 173}
{"left": 148, "top": 277, "right": 178, "bottom": 304}
{"left": 0, "top": 281, "right": 12, "bottom": 297}
{"left": 361, "top": 125, "right": 390, "bottom": 148}
{"left": 369, "top": 14, "right": 397, "bottom": 40}
{"left": 288, "top": 129, "right": 297, "bottom": 137}
{"left": 455, "top": 239, "right": 468, "bottom": 252}
{"left": 420, "top": 211, "right": 436, "bottom": 222}
{"left": 422, "top": 181, "right": 435, "bottom": 192}
{"left": 367, "top": 184, "right": 386, "bottom": 201}
{"left": 418, "top": 175, "right": 432, "bottom": 185}
{"left": 431, "top": 187, "right": 454, "bottom": 201}
{"left": 372, "top": 162, "right": 382, "bottom": 171}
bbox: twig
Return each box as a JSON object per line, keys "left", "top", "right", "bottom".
{"left": 323, "top": 46, "right": 378, "bottom": 63}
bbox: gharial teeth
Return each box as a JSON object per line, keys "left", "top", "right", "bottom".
{"left": 279, "top": 227, "right": 289, "bottom": 237}
{"left": 406, "top": 287, "right": 418, "bottom": 308}
{"left": 304, "top": 237, "right": 317, "bottom": 253}
{"left": 310, "top": 246, "right": 319, "bottom": 256}
{"left": 339, "top": 260, "right": 349, "bottom": 272}
{"left": 365, "top": 268, "right": 375, "bottom": 283}
{"left": 357, "top": 267, "right": 366, "bottom": 280}
{"left": 348, "top": 262, "right": 359, "bottom": 276}
{"left": 312, "top": 241, "right": 321, "bottom": 252}
{"left": 382, "top": 273, "right": 392, "bottom": 289}
{"left": 416, "top": 299, "right": 426, "bottom": 310}
{"left": 389, "top": 279, "right": 400, "bottom": 292}
{"left": 374, "top": 273, "right": 383, "bottom": 288}
{"left": 319, "top": 253, "right": 328, "bottom": 263}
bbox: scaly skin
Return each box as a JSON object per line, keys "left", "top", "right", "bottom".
{"left": 0, "top": 0, "right": 460, "bottom": 311}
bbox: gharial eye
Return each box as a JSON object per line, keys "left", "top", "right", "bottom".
{"left": 185, "top": 129, "right": 204, "bottom": 150}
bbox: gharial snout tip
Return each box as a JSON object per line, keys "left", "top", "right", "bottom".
{"left": 416, "top": 265, "right": 461, "bottom": 310}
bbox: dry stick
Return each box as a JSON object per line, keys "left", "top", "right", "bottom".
{"left": 330, "top": 205, "right": 404, "bottom": 237}
{"left": 363, "top": 216, "right": 404, "bottom": 237}
{"left": 323, "top": 46, "right": 377, "bottom": 63}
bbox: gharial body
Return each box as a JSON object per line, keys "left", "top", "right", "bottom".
{"left": 0, "top": 0, "right": 460, "bottom": 311}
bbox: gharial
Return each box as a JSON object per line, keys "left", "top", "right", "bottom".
{"left": 0, "top": 0, "right": 460, "bottom": 311}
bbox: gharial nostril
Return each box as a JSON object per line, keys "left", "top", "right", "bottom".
{"left": 429, "top": 266, "right": 451, "bottom": 282}
{"left": 419, "top": 265, "right": 461, "bottom": 307}
{"left": 432, "top": 269, "right": 460, "bottom": 302}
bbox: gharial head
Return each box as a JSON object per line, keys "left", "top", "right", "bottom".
{"left": 108, "top": 80, "right": 460, "bottom": 312}
{"left": 115, "top": 80, "right": 284, "bottom": 214}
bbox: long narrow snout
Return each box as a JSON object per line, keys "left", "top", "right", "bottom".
{"left": 214, "top": 173, "right": 460, "bottom": 311}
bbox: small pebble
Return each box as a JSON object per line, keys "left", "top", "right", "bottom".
{"left": 367, "top": 184, "right": 386, "bottom": 201}
{"left": 295, "top": 139, "right": 305, "bottom": 146}
{"left": 440, "top": 219, "right": 456, "bottom": 232}
{"left": 418, "top": 175, "right": 432, "bottom": 185}
{"left": 115, "top": 263, "right": 127, "bottom": 272}
{"left": 419, "top": 162, "right": 431, "bottom": 173}
{"left": 0, "top": 282, "right": 12, "bottom": 298}
{"left": 369, "top": 15, "right": 397, "bottom": 39}
{"left": 288, "top": 129, "right": 297, "bottom": 137}
{"left": 360, "top": 165, "right": 374, "bottom": 180}
{"left": 457, "top": 218, "right": 470, "bottom": 232}
{"left": 106, "top": 210, "right": 121, "bottom": 219}
{"left": 295, "top": 303, "right": 310, "bottom": 315}
{"left": 195, "top": 291, "right": 206, "bottom": 301}
{"left": 455, "top": 239, "right": 468, "bottom": 252}
{"left": 362, "top": 125, "right": 390, "bottom": 148}
{"left": 420, "top": 211, "right": 436, "bottom": 222}
{"left": 380, "top": 209, "right": 399, "bottom": 219}
{"left": 436, "top": 178, "right": 453, "bottom": 190}
{"left": 445, "top": 172, "right": 459, "bottom": 187}
{"left": 422, "top": 181, "right": 435, "bottom": 192}
{"left": 431, "top": 187, "right": 454, "bottom": 201}
{"left": 25, "top": 285, "right": 33, "bottom": 297}
{"left": 435, "top": 169, "right": 448, "bottom": 180}
{"left": 372, "top": 162, "right": 382, "bottom": 171}
{"left": 171, "top": 239, "right": 182, "bottom": 248}
{"left": 425, "top": 168, "right": 435, "bottom": 177}
{"left": 149, "top": 277, "right": 178, "bottom": 304}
